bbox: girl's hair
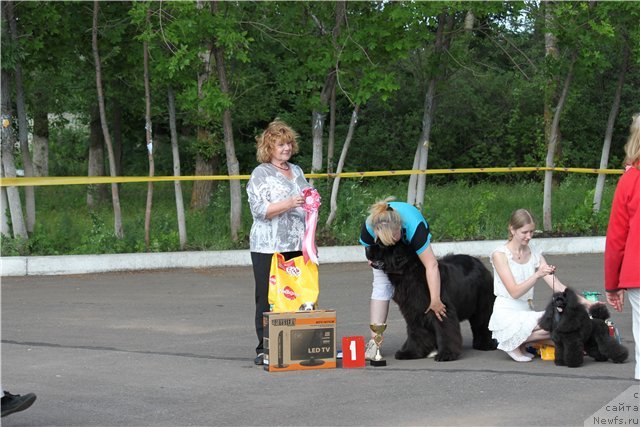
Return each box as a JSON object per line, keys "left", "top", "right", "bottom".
{"left": 367, "top": 196, "right": 402, "bottom": 246}
{"left": 508, "top": 208, "right": 535, "bottom": 240}
{"left": 255, "top": 119, "right": 300, "bottom": 163}
{"left": 624, "top": 113, "right": 640, "bottom": 169}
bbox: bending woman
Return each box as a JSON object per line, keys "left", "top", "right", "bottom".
{"left": 359, "top": 197, "right": 445, "bottom": 360}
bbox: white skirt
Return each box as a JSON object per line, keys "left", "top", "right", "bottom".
{"left": 489, "top": 296, "right": 543, "bottom": 352}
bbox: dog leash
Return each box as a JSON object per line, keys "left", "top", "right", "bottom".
{"left": 528, "top": 265, "right": 556, "bottom": 310}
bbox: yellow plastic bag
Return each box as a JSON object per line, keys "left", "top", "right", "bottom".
{"left": 268, "top": 253, "right": 319, "bottom": 312}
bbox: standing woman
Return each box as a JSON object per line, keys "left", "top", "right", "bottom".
{"left": 605, "top": 113, "right": 640, "bottom": 380}
{"left": 247, "top": 120, "right": 310, "bottom": 366}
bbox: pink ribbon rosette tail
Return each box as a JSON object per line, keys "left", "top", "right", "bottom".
{"left": 301, "top": 187, "right": 321, "bottom": 265}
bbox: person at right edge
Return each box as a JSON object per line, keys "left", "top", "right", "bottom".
{"left": 359, "top": 197, "right": 446, "bottom": 360}
{"left": 605, "top": 113, "right": 640, "bottom": 381}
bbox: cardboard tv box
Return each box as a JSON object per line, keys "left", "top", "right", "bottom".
{"left": 263, "top": 310, "right": 336, "bottom": 372}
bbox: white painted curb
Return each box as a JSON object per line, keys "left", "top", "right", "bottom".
{"left": 0, "top": 236, "right": 605, "bottom": 277}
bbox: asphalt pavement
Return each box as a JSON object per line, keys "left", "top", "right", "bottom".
{"left": 1, "top": 253, "right": 638, "bottom": 426}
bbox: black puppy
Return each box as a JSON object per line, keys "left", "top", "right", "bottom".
{"left": 366, "top": 242, "right": 497, "bottom": 362}
{"left": 539, "top": 287, "right": 628, "bottom": 367}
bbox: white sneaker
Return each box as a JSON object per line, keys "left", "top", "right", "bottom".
{"left": 365, "top": 339, "right": 379, "bottom": 361}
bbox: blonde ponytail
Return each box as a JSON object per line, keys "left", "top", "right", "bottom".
{"left": 367, "top": 197, "right": 402, "bottom": 246}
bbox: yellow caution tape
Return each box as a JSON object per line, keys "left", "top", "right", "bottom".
{"left": 0, "top": 166, "right": 624, "bottom": 188}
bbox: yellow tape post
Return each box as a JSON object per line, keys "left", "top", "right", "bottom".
{"left": 0, "top": 167, "right": 624, "bottom": 188}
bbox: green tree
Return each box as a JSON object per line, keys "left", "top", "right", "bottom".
{"left": 4, "top": 0, "right": 36, "bottom": 233}
{"left": 92, "top": 0, "right": 124, "bottom": 238}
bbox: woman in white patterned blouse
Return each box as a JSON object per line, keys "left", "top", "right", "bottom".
{"left": 247, "top": 119, "right": 310, "bottom": 365}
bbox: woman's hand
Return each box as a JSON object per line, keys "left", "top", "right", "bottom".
{"left": 265, "top": 194, "right": 305, "bottom": 219}
{"left": 606, "top": 289, "right": 625, "bottom": 312}
{"left": 289, "top": 194, "right": 304, "bottom": 209}
{"left": 536, "top": 262, "right": 556, "bottom": 278}
{"left": 426, "top": 299, "right": 447, "bottom": 322}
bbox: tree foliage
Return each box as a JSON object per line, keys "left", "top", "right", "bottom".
{"left": 1, "top": 1, "right": 638, "bottom": 245}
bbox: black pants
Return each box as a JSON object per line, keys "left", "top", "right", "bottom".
{"left": 251, "top": 251, "right": 302, "bottom": 355}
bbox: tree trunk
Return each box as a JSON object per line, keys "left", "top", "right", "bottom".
{"left": 191, "top": 150, "right": 216, "bottom": 210}
{"left": 408, "top": 12, "right": 448, "bottom": 208}
{"left": 542, "top": 1, "right": 557, "bottom": 230}
{"left": 0, "top": 161, "right": 9, "bottom": 237}
{"left": 407, "top": 144, "right": 421, "bottom": 204}
{"left": 143, "top": 10, "right": 154, "bottom": 251}
{"left": 412, "top": 77, "right": 437, "bottom": 210}
{"left": 326, "top": 105, "right": 359, "bottom": 227}
{"left": 212, "top": 0, "right": 241, "bottom": 242}
{"left": 326, "top": 84, "right": 336, "bottom": 175}
{"left": 6, "top": 0, "right": 35, "bottom": 233}
{"left": 311, "top": 74, "right": 335, "bottom": 182}
{"left": 311, "top": 110, "right": 326, "bottom": 180}
{"left": 190, "top": 0, "right": 217, "bottom": 210}
{"left": 32, "top": 109, "right": 49, "bottom": 177}
{"left": 0, "top": 140, "right": 27, "bottom": 240}
{"left": 464, "top": 10, "right": 475, "bottom": 31}
{"left": 543, "top": 55, "right": 575, "bottom": 231}
{"left": 168, "top": 87, "right": 187, "bottom": 250}
{"left": 593, "top": 42, "right": 629, "bottom": 212}
{"left": 87, "top": 104, "right": 108, "bottom": 208}
{"left": 310, "top": 1, "right": 344, "bottom": 183}
{"left": 92, "top": 0, "right": 124, "bottom": 238}
{"left": 112, "top": 98, "right": 124, "bottom": 176}
{"left": 544, "top": 1, "right": 561, "bottom": 177}
{"left": 0, "top": 67, "right": 28, "bottom": 240}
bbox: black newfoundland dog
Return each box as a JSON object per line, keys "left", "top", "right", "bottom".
{"left": 366, "top": 242, "right": 497, "bottom": 361}
{"left": 538, "top": 287, "right": 628, "bottom": 367}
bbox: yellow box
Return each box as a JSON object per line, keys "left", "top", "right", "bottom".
{"left": 538, "top": 345, "right": 555, "bottom": 361}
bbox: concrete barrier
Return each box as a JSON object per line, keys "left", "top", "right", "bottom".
{"left": 0, "top": 236, "right": 605, "bottom": 277}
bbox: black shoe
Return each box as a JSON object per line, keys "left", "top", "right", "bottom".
{"left": 254, "top": 353, "right": 265, "bottom": 365}
{"left": 1, "top": 392, "right": 37, "bottom": 418}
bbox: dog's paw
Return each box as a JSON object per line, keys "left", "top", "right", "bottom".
{"left": 473, "top": 339, "right": 498, "bottom": 351}
{"left": 394, "top": 350, "right": 417, "bottom": 360}
{"left": 434, "top": 350, "right": 459, "bottom": 362}
{"left": 566, "top": 361, "right": 584, "bottom": 368}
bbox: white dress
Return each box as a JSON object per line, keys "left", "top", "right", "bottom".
{"left": 488, "top": 243, "right": 544, "bottom": 352}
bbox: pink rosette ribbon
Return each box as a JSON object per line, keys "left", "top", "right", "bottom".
{"left": 301, "top": 187, "right": 321, "bottom": 264}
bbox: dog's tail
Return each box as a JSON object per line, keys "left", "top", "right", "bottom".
{"left": 591, "top": 320, "right": 629, "bottom": 363}
{"left": 589, "top": 303, "right": 610, "bottom": 320}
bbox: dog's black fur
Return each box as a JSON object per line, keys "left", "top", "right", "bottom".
{"left": 366, "top": 242, "right": 497, "bottom": 361}
{"left": 538, "top": 287, "right": 628, "bottom": 367}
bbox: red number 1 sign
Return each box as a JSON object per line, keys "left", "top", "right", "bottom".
{"left": 341, "top": 336, "right": 366, "bottom": 368}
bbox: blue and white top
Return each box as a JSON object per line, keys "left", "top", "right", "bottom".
{"left": 247, "top": 163, "right": 311, "bottom": 253}
{"left": 359, "top": 201, "right": 432, "bottom": 255}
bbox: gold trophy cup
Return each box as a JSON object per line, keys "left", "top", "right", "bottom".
{"left": 369, "top": 323, "right": 387, "bottom": 366}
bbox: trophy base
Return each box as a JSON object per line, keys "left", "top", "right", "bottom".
{"left": 369, "top": 359, "right": 387, "bottom": 367}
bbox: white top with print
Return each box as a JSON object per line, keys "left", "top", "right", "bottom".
{"left": 247, "top": 163, "right": 310, "bottom": 253}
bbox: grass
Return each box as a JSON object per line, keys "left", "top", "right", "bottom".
{"left": 0, "top": 174, "right": 615, "bottom": 256}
